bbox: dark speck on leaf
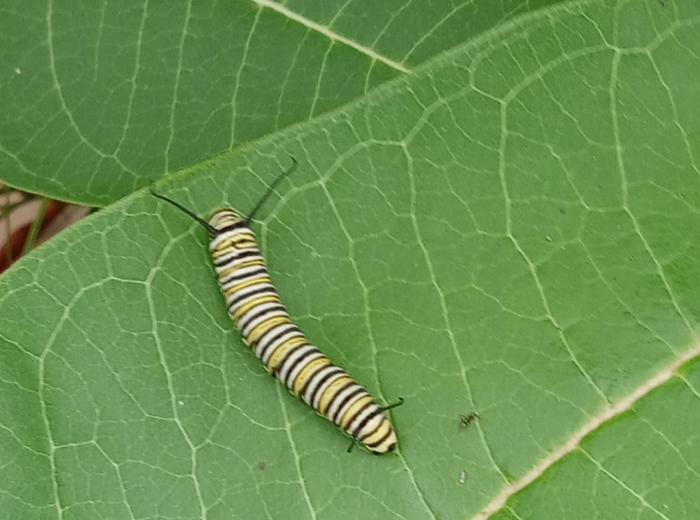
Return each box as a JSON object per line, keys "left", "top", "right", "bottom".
{"left": 257, "top": 462, "right": 267, "bottom": 471}
{"left": 459, "top": 412, "right": 479, "bottom": 430}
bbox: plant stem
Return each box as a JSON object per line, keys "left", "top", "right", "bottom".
{"left": 21, "top": 198, "right": 50, "bottom": 256}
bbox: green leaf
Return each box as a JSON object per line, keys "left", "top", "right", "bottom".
{"left": 0, "top": 0, "right": 568, "bottom": 206}
{"left": 2, "top": 1, "right": 700, "bottom": 519}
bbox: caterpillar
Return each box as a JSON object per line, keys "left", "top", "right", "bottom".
{"left": 151, "top": 159, "right": 402, "bottom": 454}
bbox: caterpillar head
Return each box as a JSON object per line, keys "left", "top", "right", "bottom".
{"left": 209, "top": 209, "right": 247, "bottom": 233}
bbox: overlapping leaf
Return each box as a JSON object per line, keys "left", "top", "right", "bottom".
{"left": 0, "top": 0, "right": 566, "bottom": 205}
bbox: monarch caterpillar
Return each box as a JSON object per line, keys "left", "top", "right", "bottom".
{"left": 151, "top": 158, "right": 402, "bottom": 454}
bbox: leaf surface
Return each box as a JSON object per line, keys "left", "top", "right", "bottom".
{"left": 1, "top": 1, "right": 699, "bottom": 519}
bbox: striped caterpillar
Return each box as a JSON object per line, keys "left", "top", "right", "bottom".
{"left": 152, "top": 159, "right": 402, "bottom": 454}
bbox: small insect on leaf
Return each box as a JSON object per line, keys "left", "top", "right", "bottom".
{"left": 458, "top": 470, "right": 467, "bottom": 485}
{"left": 459, "top": 412, "right": 479, "bottom": 430}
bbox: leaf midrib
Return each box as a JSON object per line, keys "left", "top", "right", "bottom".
{"left": 250, "top": 0, "right": 411, "bottom": 73}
